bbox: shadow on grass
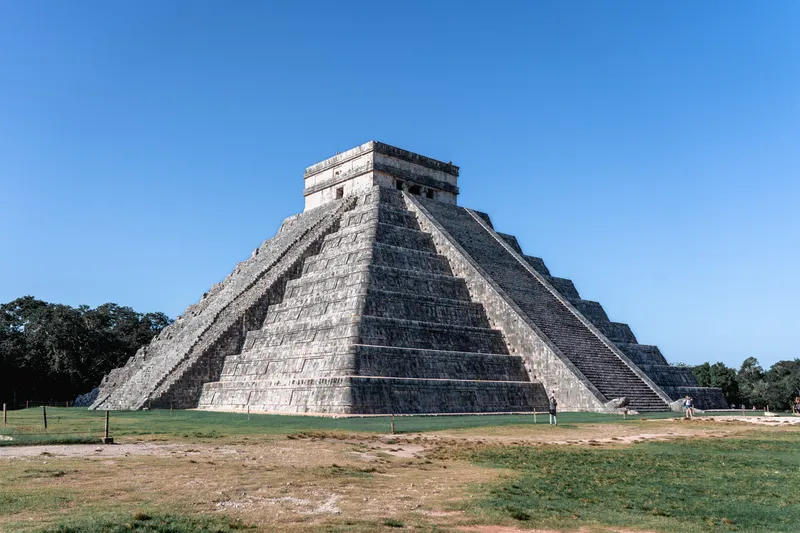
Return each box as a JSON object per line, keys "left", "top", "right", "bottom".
{"left": 38, "top": 512, "right": 252, "bottom": 533}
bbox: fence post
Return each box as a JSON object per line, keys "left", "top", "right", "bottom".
{"left": 26, "top": 400, "right": 29, "bottom": 409}
{"left": 391, "top": 414, "right": 395, "bottom": 434}
{"left": 533, "top": 410, "right": 537, "bottom": 424}
{"left": 103, "top": 410, "right": 113, "bottom": 444}
{"left": 3, "top": 403, "right": 6, "bottom": 426}
{"left": 42, "top": 405, "right": 47, "bottom": 430}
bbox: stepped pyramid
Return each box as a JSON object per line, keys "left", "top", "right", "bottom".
{"left": 91, "top": 141, "right": 727, "bottom": 413}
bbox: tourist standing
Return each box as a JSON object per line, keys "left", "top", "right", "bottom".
{"left": 683, "top": 395, "right": 693, "bottom": 419}
{"left": 548, "top": 391, "right": 558, "bottom": 425}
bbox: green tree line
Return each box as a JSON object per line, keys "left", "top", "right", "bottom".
{"left": 691, "top": 358, "right": 800, "bottom": 410}
{"left": 0, "top": 296, "right": 171, "bottom": 407}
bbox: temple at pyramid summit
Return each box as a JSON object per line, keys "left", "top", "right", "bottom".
{"left": 90, "top": 141, "right": 728, "bottom": 413}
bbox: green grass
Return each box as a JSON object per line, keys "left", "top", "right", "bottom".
{"left": 36, "top": 512, "right": 252, "bottom": 533}
{"left": 466, "top": 432, "right": 800, "bottom": 532}
{"left": 1, "top": 407, "right": 687, "bottom": 444}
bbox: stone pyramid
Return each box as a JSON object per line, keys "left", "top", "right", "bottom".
{"left": 91, "top": 141, "right": 727, "bottom": 413}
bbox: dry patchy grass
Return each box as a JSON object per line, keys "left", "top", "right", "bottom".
{"left": 0, "top": 416, "right": 794, "bottom": 532}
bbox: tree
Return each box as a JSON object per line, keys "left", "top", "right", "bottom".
{"left": 761, "top": 359, "right": 800, "bottom": 411}
{"left": 737, "top": 357, "right": 765, "bottom": 408}
{"left": 692, "top": 362, "right": 740, "bottom": 406}
{"left": 0, "top": 296, "right": 172, "bottom": 407}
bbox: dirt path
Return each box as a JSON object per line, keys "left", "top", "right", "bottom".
{"left": 0, "top": 442, "right": 222, "bottom": 459}
{"left": 0, "top": 417, "right": 765, "bottom": 460}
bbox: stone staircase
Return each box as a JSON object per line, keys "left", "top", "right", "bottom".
{"left": 498, "top": 231, "right": 727, "bottom": 409}
{"left": 198, "top": 187, "right": 547, "bottom": 414}
{"left": 419, "top": 198, "right": 670, "bottom": 412}
{"left": 90, "top": 198, "right": 349, "bottom": 410}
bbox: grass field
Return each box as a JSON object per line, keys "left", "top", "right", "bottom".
{"left": 1, "top": 408, "right": 798, "bottom": 533}
{"left": 1, "top": 407, "right": 685, "bottom": 445}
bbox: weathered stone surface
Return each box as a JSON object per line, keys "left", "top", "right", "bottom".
{"left": 92, "top": 141, "right": 726, "bottom": 413}
{"left": 605, "top": 397, "right": 630, "bottom": 409}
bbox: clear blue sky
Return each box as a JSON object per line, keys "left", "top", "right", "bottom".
{"left": 1, "top": 1, "right": 798, "bottom": 369}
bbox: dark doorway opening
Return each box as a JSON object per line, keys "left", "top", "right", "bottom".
{"left": 408, "top": 185, "right": 421, "bottom": 195}
{"left": 336, "top": 187, "right": 344, "bottom": 199}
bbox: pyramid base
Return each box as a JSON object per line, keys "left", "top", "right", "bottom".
{"left": 198, "top": 376, "right": 547, "bottom": 415}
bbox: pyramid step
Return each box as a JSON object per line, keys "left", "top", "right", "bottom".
{"left": 573, "top": 300, "right": 609, "bottom": 324}
{"left": 199, "top": 375, "right": 548, "bottom": 414}
{"left": 339, "top": 202, "right": 419, "bottom": 230}
{"left": 219, "top": 349, "right": 355, "bottom": 380}
{"left": 320, "top": 221, "right": 436, "bottom": 254}
{"left": 523, "top": 255, "right": 551, "bottom": 276}
{"left": 263, "top": 293, "right": 361, "bottom": 326}
{"left": 302, "top": 241, "right": 451, "bottom": 276}
{"left": 593, "top": 321, "right": 638, "bottom": 344}
{"left": 361, "top": 186, "right": 408, "bottom": 210}
{"left": 363, "top": 289, "right": 491, "bottom": 328}
{"left": 283, "top": 268, "right": 366, "bottom": 299}
{"left": 244, "top": 316, "right": 358, "bottom": 352}
{"left": 353, "top": 345, "right": 528, "bottom": 381}
{"left": 366, "top": 265, "right": 472, "bottom": 300}
{"left": 301, "top": 244, "right": 372, "bottom": 275}
{"left": 370, "top": 243, "right": 452, "bottom": 274}
{"left": 360, "top": 316, "right": 509, "bottom": 354}
{"left": 615, "top": 343, "right": 669, "bottom": 367}
{"left": 634, "top": 364, "right": 697, "bottom": 388}
{"left": 545, "top": 277, "right": 580, "bottom": 302}
{"left": 230, "top": 339, "right": 353, "bottom": 361}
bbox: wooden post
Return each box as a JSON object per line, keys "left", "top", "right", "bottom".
{"left": 3, "top": 403, "right": 6, "bottom": 426}
{"left": 247, "top": 406, "right": 250, "bottom": 421}
{"left": 103, "top": 410, "right": 113, "bottom": 444}
{"left": 66, "top": 401, "right": 69, "bottom": 408}
{"left": 26, "top": 400, "right": 29, "bottom": 409}
{"left": 42, "top": 405, "right": 47, "bottom": 430}
{"left": 533, "top": 410, "right": 536, "bottom": 424}
{"left": 170, "top": 405, "right": 173, "bottom": 417}
{"left": 391, "top": 414, "right": 395, "bottom": 434}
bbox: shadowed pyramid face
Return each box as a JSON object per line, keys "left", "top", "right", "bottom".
{"left": 88, "top": 143, "right": 728, "bottom": 414}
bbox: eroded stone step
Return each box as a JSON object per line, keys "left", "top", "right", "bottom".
{"left": 198, "top": 375, "right": 548, "bottom": 414}
{"left": 339, "top": 202, "right": 419, "bottom": 230}
{"left": 320, "top": 221, "right": 436, "bottom": 254}
{"left": 302, "top": 241, "right": 451, "bottom": 276}
{"left": 353, "top": 345, "right": 528, "bottom": 381}
{"left": 615, "top": 343, "right": 669, "bottom": 367}
{"left": 366, "top": 265, "right": 472, "bottom": 300}
{"left": 263, "top": 293, "right": 362, "bottom": 326}
{"left": 363, "top": 290, "right": 490, "bottom": 328}
{"left": 218, "top": 350, "right": 355, "bottom": 380}
{"left": 544, "top": 276, "right": 580, "bottom": 302}
{"left": 360, "top": 316, "right": 509, "bottom": 354}
{"left": 244, "top": 317, "right": 358, "bottom": 352}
